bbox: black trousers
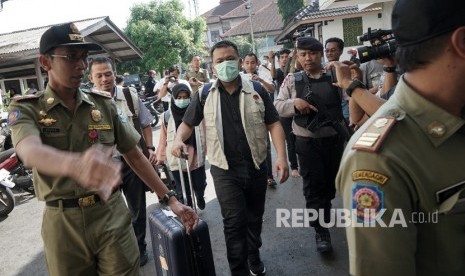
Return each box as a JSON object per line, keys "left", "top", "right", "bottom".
{"left": 172, "top": 166, "right": 207, "bottom": 207}
{"left": 121, "top": 162, "right": 147, "bottom": 254}
{"left": 265, "top": 136, "right": 273, "bottom": 179}
{"left": 295, "top": 135, "right": 344, "bottom": 228}
{"left": 211, "top": 165, "right": 267, "bottom": 276}
{"left": 280, "top": 116, "right": 299, "bottom": 170}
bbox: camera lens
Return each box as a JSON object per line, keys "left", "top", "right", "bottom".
{"left": 169, "top": 77, "right": 176, "bottom": 83}
{"left": 357, "top": 39, "right": 397, "bottom": 64}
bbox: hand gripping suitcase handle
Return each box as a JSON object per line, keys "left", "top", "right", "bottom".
{"left": 177, "top": 152, "right": 197, "bottom": 213}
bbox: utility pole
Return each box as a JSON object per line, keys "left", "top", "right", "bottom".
{"left": 244, "top": 0, "right": 255, "bottom": 54}
{"left": 193, "top": 0, "right": 199, "bottom": 17}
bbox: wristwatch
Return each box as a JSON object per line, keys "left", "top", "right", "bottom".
{"left": 383, "top": 66, "right": 396, "bottom": 73}
{"left": 160, "top": 190, "right": 177, "bottom": 205}
{"left": 147, "top": 146, "right": 155, "bottom": 151}
{"left": 345, "top": 79, "right": 366, "bottom": 97}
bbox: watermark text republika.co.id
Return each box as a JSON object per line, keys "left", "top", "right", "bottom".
{"left": 275, "top": 208, "right": 439, "bottom": 228}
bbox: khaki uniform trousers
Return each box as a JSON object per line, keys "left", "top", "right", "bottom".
{"left": 41, "top": 190, "right": 139, "bottom": 276}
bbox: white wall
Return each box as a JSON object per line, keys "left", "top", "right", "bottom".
{"left": 321, "top": 11, "right": 385, "bottom": 62}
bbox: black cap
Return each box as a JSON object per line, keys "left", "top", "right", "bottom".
{"left": 171, "top": 83, "right": 191, "bottom": 99}
{"left": 295, "top": 37, "right": 323, "bottom": 52}
{"left": 40, "top": 22, "right": 102, "bottom": 54}
{"left": 392, "top": 0, "right": 465, "bottom": 47}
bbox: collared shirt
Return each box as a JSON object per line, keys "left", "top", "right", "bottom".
{"left": 184, "top": 68, "right": 210, "bottom": 93}
{"left": 114, "top": 85, "right": 153, "bottom": 128}
{"left": 183, "top": 76, "right": 279, "bottom": 176}
{"left": 8, "top": 86, "right": 140, "bottom": 201}
{"left": 336, "top": 76, "right": 465, "bottom": 276}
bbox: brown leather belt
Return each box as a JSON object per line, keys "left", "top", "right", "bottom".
{"left": 46, "top": 189, "right": 119, "bottom": 208}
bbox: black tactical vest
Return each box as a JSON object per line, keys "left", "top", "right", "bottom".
{"left": 293, "top": 71, "right": 343, "bottom": 132}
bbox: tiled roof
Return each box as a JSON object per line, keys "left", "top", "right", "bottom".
{"left": 276, "top": 4, "right": 382, "bottom": 43}
{"left": 294, "top": 5, "right": 381, "bottom": 22}
{"left": 201, "top": 0, "right": 243, "bottom": 24}
{"left": 221, "top": 0, "right": 272, "bottom": 19}
{"left": 223, "top": 2, "right": 283, "bottom": 37}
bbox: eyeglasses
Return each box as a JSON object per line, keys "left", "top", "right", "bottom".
{"left": 324, "top": 49, "right": 339, "bottom": 53}
{"left": 48, "top": 53, "right": 89, "bottom": 63}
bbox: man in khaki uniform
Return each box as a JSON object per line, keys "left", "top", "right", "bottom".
{"left": 334, "top": 1, "right": 465, "bottom": 275}
{"left": 184, "top": 55, "right": 210, "bottom": 94}
{"left": 8, "top": 22, "right": 198, "bottom": 276}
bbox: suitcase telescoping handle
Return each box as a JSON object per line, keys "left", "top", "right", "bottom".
{"left": 177, "top": 152, "right": 197, "bottom": 213}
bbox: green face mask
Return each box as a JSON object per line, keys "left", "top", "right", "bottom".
{"left": 214, "top": 60, "right": 239, "bottom": 82}
{"left": 174, "top": 98, "right": 190, "bottom": 109}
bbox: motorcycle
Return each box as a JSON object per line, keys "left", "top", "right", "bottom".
{"left": 0, "top": 168, "right": 15, "bottom": 217}
{"left": 142, "top": 96, "right": 164, "bottom": 127}
{"left": 0, "top": 120, "right": 34, "bottom": 196}
{"left": 0, "top": 148, "right": 34, "bottom": 195}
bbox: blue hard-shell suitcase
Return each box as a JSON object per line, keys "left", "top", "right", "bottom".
{"left": 148, "top": 155, "right": 215, "bottom": 276}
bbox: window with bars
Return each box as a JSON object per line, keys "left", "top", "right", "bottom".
{"left": 343, "top": 17, "right": 363, "bottom": 47}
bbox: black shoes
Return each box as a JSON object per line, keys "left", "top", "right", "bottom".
{"left": 140, "top": 250, "right": 148, "bottom": 267}
{"left": 267, "top": 178, "right": 277, "bottom": 188}
{"left": 249, "top": 260, "right": 266, "bottom": 276}
{"left": 315, "top": 229, "right": 332, "bottom": 253}
{"left": 197, "top": 196, "right": 206, "bottom": 210}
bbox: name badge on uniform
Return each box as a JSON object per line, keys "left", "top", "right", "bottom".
{"left": 41, "top": 127, "right": 60, "bottom": 133}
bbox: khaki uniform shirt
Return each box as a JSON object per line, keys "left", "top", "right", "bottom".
{"left": 8, "top": 87, "right": 140, "bottom": 201}
{"left": 184, "top": 68, "right": 210, "bottom": 94}
{"left": 336, "top": 77, "right": 465, "bottom": 276}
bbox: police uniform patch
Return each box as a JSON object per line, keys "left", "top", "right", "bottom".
{"left": 7, "top": 109, "right": 21, "bottom": 125}
{"left": 352, "top": 183, "right": 384, "bottom": 222}
{"left": 352, "top": 170, "right": 389, "bottom": 185}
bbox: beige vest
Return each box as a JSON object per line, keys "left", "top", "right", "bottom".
{"left": 113, "top": 86, "right": 139, "bottom": 128}
{"left": 166, "top": 112, "right": 206, "bottom": 171}
{"left": 203, "top": 79, "right": 268, "bottom": 170}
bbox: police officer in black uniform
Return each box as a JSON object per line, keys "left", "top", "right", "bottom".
{"left": 275, "top": 37, "right": 347, "bottom": 253}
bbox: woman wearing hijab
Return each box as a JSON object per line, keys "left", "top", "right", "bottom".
{"left": 155, "top": 83, "right": 207, "bottom": 210}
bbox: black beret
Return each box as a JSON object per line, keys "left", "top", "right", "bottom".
{"left": 295, "top": 37, "right": 323, "bottom": 52}
{"left": 40, "top": 22, "right": 102, "bottom": 54}
{"left": 392, "top": 0, "right": 465, "bottom": 47}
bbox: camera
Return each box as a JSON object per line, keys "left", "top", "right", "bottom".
{"left": 356, "top": 28, "right": 397, "bottom": 63}
{"left": 169, "top": 76, "right": 176, "bottom": 83}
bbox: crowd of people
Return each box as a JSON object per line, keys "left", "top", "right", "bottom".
{"left": 6, "top": 0, "right": 465, "bottom": 275}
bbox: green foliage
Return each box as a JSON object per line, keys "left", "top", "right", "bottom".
{"left": 228, "top": 36, "right": 254, "bottom": 59}
{"left": 277, "top": 0, "right": 305, "bottom": 24}
{"left": 117, "top": 0, "right": 208, "bottom": 75}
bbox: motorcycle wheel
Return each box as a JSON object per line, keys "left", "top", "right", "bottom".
{"left": 151, "top": 113, "right": 159, "bottom": 127}
{"left": 0, "top": 186, "right": 15, "bottom": 217}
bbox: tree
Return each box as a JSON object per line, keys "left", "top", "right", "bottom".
{"left": 117, "top": 0, "right": 207, "bottom": 75}
{"left": 277, "top": 0, "right": 305, "bottom": 24}
{"left": 229, "top": 36, "right": 254, "bottom": 59}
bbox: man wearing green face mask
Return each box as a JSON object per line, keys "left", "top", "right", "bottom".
{"left": 172, "top": 40, "right": 289, "bottom": 276}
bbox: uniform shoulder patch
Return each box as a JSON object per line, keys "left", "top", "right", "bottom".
{"left": 11, "top": 93, "right": 42, "bottom": 102}
{"left": 352, "top": 183, "right": 384, "bottom": 223}
{"left": 352, "top": 116, "right": 396, "bottom": 153}
{"left": 84, "top": 88, "right": 112, "bottom": 99}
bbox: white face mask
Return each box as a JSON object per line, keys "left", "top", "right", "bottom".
{"left": 174, "top": 98, "right": 190, "bottom": 108}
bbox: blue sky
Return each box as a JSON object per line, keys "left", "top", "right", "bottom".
{"left": 0, "top": 0, "right": 219, "bottom": 34}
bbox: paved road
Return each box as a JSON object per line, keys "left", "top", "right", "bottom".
{"left": 0, "top": 123, "right": 349, "bottom": 276}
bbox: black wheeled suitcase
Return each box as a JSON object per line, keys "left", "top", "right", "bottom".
{"left": 148, "top": 155, "right": 216, "bottom": 276}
